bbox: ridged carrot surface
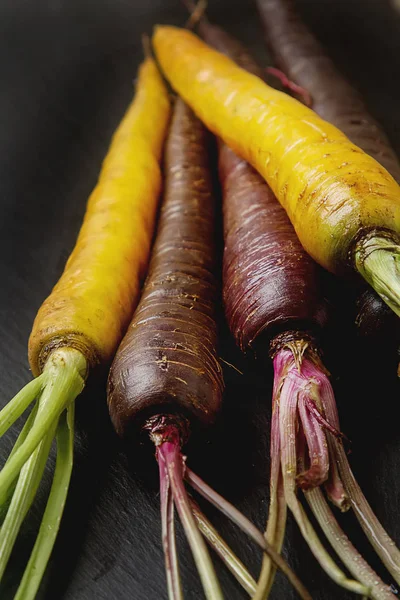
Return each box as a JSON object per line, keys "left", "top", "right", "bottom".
{"left": 153, "top": 27, "right": 400, "bottom": 275}
{"left": 29, "top": 57, "right": 170, "bottom": 376}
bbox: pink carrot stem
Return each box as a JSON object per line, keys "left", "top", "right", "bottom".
{"left": 159, "top": 439, "right": 224, "bottom": 600}
{"left": 159, "top": 455, "right": 182, "bottom": 600}
{"left": 273, "top": 347, "right": 368, "bottom": 594}
{"left": 185, "top": 467, "right": 312, "bottom": 600}
{"left": 266, "top": 66, "right": 313, "bottom": 106}
{"left": 305, "top": 487, "right": 395, "bottom": 600}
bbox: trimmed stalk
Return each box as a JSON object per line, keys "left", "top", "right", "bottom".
{"left": 156, "top": 429, "right": 224, "bottom": 600}
{"left": 0, "top": 348, "right": 87, "bottom": 592}
{"left": 355, "top": 234, "right": 400, "bottom": 317}
{"left": 254, "top": 344, "right": 399, "bottom": 599}
{"left": 185, "top": 468, "right": 311, "bottom": 600}
{"left": 159, "top": 449, "right": 183, "bottom": 600}
{"left": 305, "top": 487, "right": 395, "bottom": 600}
{"left": 253, "top": 407, "right": 287, "bottom": 600}
{"left": 148, "top": 415, "right": 312, "bottom": 600}
{"left": 190, "top": 498, "right": 257, "bottom": 596}
{"left": 15, "top": 403, "right": 75, "bottom": 600}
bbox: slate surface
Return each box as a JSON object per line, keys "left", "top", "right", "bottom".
{"left": 0, "top": 0, "right": 399, "bottom": 599}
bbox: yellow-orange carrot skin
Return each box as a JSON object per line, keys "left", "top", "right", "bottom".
{"left": 29, "top": 58, "right": 170, "bottom": 376}
{"left": 153, "top": 27, "right": 400, "bottom": 274}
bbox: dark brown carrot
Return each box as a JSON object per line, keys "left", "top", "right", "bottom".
{"left": 256, "top": 0, "right": 400, "bottom": 350}
{"left": 108, "top": 97, "right": 311, "bottom": 600}
{"left": 183, "top": 3, "right": 400, "bottom": 597}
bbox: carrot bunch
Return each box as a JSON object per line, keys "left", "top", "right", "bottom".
{"left": 1, "top": 3, "right": 400, "bottom": 600}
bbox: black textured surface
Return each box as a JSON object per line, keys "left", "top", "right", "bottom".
{"left": 0, "top": 1, "right": 399, "bottom": 599}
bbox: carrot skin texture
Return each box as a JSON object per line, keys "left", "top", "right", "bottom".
{"left": 193, "top": 19, "right": 328, "bottom": 349}
{"left": 256, "top": 0, "right": 400, "bottom": 183}
{"left": 108, "top": 99, "right": 224, "bottom": 437}
{"left": 256, "top": 0, "right": 400, "bottom": 342}
{"left": 153, "top": 27, "right": 400, "bottom": 276}
{"left": 221, "top": 144, "right": 327, "bottom": 350}
{"left": 28, "top": 58, "right": 170, "bottom": 376}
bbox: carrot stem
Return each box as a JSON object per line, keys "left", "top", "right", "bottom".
{"left": 0, "top": 376, "right": 44, "bottom": 438}
{"left": 15, "top": 402, "right": 75, "bottom": 600}
{"left": 317, "top": 373, "right": 400, "bottom": 583}
{"left": 185, "top": 468, "right": 312, "bottom": 600}
{"left": 0, "top": 404, "right": 39, "bottom": 524}
{"left": 0, "top": 423, "right": 56, "bottom": 581}
{"left": 159, "top": 450, "right": 183, "bottom": 600}
{"left": 355, "top": 234, "right": 400, "bottom": 317}
{"left": 305, "top": 487, "right": 396, "bottom": 600}
{"left": 0, "top": 349, "right": 86, "bottom": 505}
{"left": 253, "top": 409, "right": 287, "bottom": 600}
{"left": 273, "top": 348, "right": 369, "bottom": 595}
{"left": 190, "top": 498, "right": 257, "bottom": 596}
{"left": 158, "top": 441, "right": 224, "bottom": 600}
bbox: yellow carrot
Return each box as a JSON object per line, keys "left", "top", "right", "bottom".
{"left": 0, "top": 56, "right": 170, "bottom": 599}
{"left": 153, "top": 26, "right": 400, "bottom": 317}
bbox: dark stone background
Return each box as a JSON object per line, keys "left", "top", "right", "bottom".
{"left": 0, "top": 0, "right": 399, "bottom": 598}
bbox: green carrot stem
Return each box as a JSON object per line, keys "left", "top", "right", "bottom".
{"left": 15, "top": 402, "right": 75, "bottom": 600}
{"left": 0, "top": 405, "right": 39, "bottom": 524}
{"left": 0, "top": 422, "right": 56, "bottom": 581}
{"left": 190, "top": 498, "right": 257, "bottom": 596}
{"left": 0, "top": 376, "right": 44, "bottom": 438}
{"left": 305, "top": 487, "right": 395, "bottom": 600}
{"left": 355, "top": 234, "right": 400, "bottom": 317}
{"left": 0, "top": 348, "right": 86, "bottom": 504}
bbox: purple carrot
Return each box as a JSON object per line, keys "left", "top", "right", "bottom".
{"left": 108, "top": 97, "right": 310, "bottom": 600}
{"left": 256, "top": 0, "right": 400, "bottom": 363}
{"left": 182, "top": 2, "right": 400, "bottom": 597}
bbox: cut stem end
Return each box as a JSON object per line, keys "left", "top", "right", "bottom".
{"left": 355, "top": 233, "right": 400, "bottom": 317}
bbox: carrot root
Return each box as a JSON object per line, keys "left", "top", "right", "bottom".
{"left": 355, "top": 234, "right": 400, "bottom": 318}
{"left": 0, "top": 348, "right": 86, "bottom": 592}
{"left": 263, "top": 347, "right": 399, "bottom": 598}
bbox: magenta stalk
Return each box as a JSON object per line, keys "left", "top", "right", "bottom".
{"left": 148, "top": 415, "right": 312, "bottom": 600}
{"left": 256, "top": 345, "right": 398, "bottom": 599}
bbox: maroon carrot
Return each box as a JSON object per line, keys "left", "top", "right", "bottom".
{"left": 256, "top": 0, "right": 400, "bottom": 356}
{"left": 107, "top": 97, "right": 310, "bottom": 600}
{"left": 183, "top": 3, "right": 400, "bottom": 598}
